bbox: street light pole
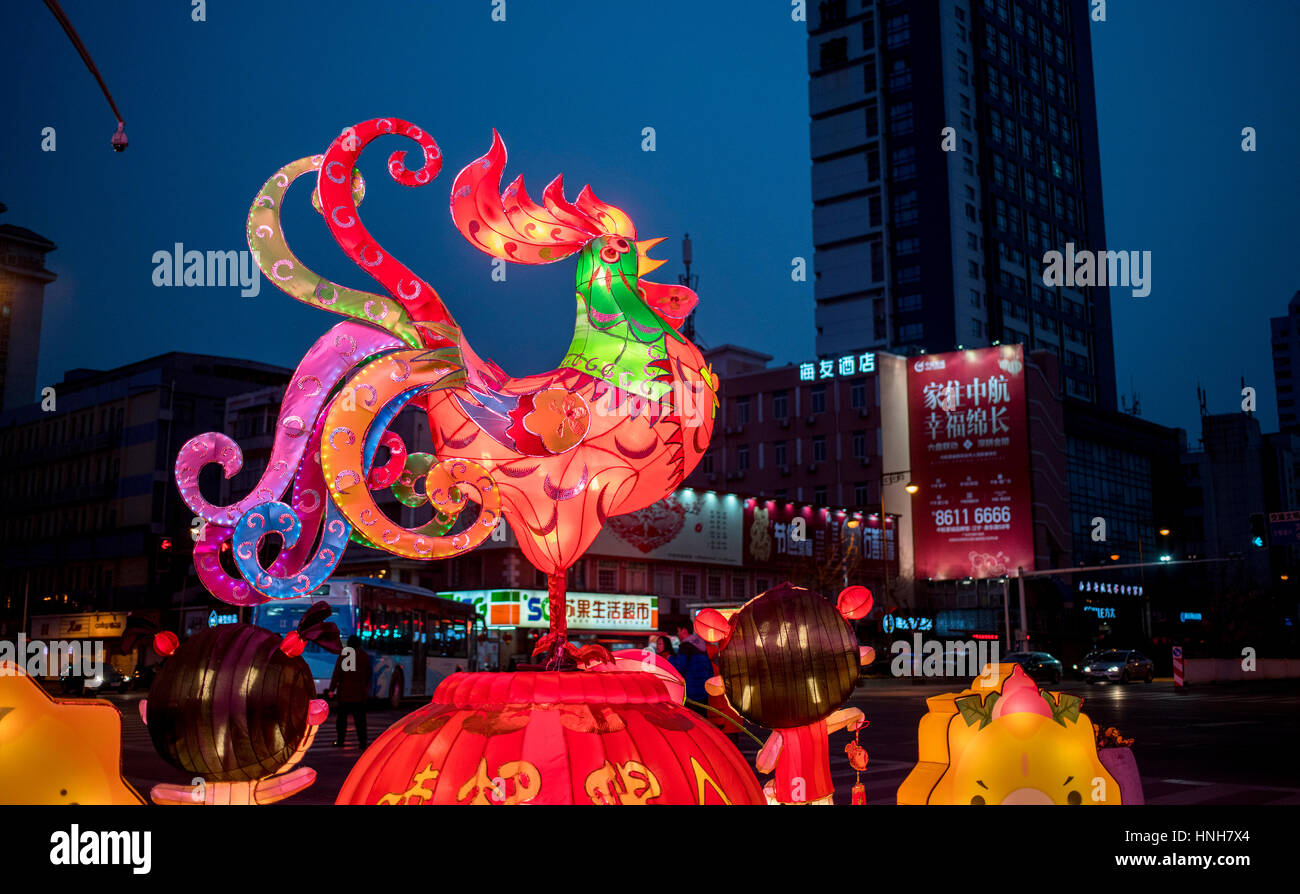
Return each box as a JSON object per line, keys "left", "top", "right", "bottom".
{"left": 877, "top": 469, "right": 915, "bottom": 605}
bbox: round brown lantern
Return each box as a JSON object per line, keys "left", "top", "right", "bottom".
{"left": 147, "top": 624, "right": 316, "bottom": 782}
{"left": 712, "top": 583, "right": 862, "bottom": 729}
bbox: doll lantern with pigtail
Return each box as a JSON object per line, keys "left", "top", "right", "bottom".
{"left": 695, "top": 583, "right": 876, "bottom": 805}
{"left": 137, "top": 602, "right": 339, "bottom": 805}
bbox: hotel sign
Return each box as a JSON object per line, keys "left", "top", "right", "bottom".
{"left": 799, "top": 352, "right": 876, "bottom": 381}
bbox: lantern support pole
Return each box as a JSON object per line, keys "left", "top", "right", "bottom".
{"left": 547, "top": 571, "right": 568, "bottom": 644}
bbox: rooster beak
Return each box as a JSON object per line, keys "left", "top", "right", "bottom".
{"left": 637, "top": 236, "right": 668, "bottom": 277}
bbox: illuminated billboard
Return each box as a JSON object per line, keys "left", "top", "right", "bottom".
{"left": 907, "top": 345, "right": 1034, "bottom": 580}
{"left": 445, "top": 590, "right": 658, "bottom": 631}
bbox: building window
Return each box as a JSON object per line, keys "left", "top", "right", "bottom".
{"left": 736, "top": 396, "right": 750, "bottom": 425}
{"left": 888, "top": 101, "right": 914, "bottom": 136}
{"left": 597, "top": 564, "right": 618, "bottom": 592}
{"left": 773, "top": 390, "right": 789, "bottom": 419}
{"left": 896, "top": 293, "right": 922, "bottom": 313}
{"left": 895, "top": 265, "right": 921, "bottom": 285}
{"left": 702, "top": 452, "right": 714, "bottom": 474}
{"left": 774, "top": 440, "right": 788, "bottom": 466}
{"left": 852, "top": 430, "right": 866, "bottom": 459}
{"left": 899, "top": 322, "right": 923, "bottom": 341}
{"left": 819, "top": 36, "right": 848, "bottom": 69}
{"left": 707, "top": 576, "right": 723, "bottom": 600}
{"left": 811, "top": 384, "right": 827, "bottom": 414}
{"left": 850, "top": 379, "right": 866, "bottom": 409}
{"left": 892, "top": 190, "right": 919, "bottom": 225}
{"left": 737, "top": 444, "right": 750, "bottom": 471}
{"left": 681, "top": 574, "right": 698, "bottom": 597}
{"left": 888, "top": 58, "right": 912, "bottom": 91}
{"left": 855, "top": 482, "right": 870, "bottom": 505}
{"left": 813, "top": 436, "right": 827, "bottom": 463}
{"left": 885, "top": 13, "right": 910, "bottom": 49}
{"left": 814, "top": 486, "right": 828, "bottom": 504}
{"left": 891, "top": 145, "right": 917, "bottom": 180}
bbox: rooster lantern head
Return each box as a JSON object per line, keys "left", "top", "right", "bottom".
{"left": 450, "top": 130, "right": 699, "bottom": 343}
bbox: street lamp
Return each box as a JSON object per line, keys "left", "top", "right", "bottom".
{"left": 876, "top": 469, "right": 917, "bottom": 603}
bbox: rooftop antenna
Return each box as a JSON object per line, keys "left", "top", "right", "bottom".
{"left": 678, "top": 232, "right": 701, "bottom": 344}
{"left": 1128, "top": 377, "right": 1141, "bottom": 417}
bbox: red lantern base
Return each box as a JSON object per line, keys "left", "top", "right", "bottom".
{"left": 336, "top": 671, "right": 766, "bottom": 805}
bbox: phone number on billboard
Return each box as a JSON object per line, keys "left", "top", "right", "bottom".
{"left": 932, "top": 507, "right": 1012, "bottom": 526}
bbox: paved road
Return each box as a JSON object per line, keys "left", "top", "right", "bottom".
{"left": 105, "top": 676, "right": 1300, "bottom": 805}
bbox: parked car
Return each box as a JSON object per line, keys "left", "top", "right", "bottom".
{"left": 1002, "top": 651, "right": 1063, "bottom": 684}
{"left": 1081, "top": 649, "right": 1154, "bottom": 684}
{"left": 62, "top": 663, "right": 130, "bottom": 695}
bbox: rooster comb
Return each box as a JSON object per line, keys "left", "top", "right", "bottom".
{"left": 450, "top": 130, "right": 657, "bottom": 268}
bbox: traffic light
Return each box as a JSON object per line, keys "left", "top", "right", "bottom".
{"left": 1250, "top": 513, "right": 1268, "bottom": 549}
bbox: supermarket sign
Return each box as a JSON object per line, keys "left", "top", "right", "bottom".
{"left": 443, "top": 590, "right": 658, "bottom": 631}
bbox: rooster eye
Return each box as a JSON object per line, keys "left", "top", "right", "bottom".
{"left": 599, "top": 245, "right": 621, "bottom": 264}
{"left": 611, "top": 237, "right": 630, "bottom": 253}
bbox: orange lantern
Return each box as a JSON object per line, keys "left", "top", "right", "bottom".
{"left": 336, "top": 671, "right": 764, "bottom": 805}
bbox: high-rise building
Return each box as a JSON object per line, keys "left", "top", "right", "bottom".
{"left": 1269, "top": 290, "right": 1300, "bottom": 433}
{"left": 806, "top": 0, "right": 1116, "bottom": 409}
{"left": 0, "top": 203, "right": 57, "bottom": 413}
{"left": 0, "top": 353, "right": 291, "bottom": 627}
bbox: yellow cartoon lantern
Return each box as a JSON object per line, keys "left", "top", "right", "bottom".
{"left": 0, "top": 661, "right": 144, "bottom": 805}
{"left": 898, "top": 664, "right": 1121, "bottom": 805}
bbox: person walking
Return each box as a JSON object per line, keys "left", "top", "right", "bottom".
{"left": 329, "top": 634, "right": 372, "bottom": 748}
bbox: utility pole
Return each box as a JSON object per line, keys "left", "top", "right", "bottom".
{"left": 678, "top": 233, "right": 699, "bottom": 343}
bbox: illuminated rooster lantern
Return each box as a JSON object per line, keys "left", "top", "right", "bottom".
{"left": 175, "top": 119, "right": 712, "bottom": 670}
{"left": 336, "top": 670, "right": 764, "bottom": 805}
{"left": 695, "top": 583, "right": 876, "bottom": 805}
{"left": 141, "top": 604, "right": 338, "bottom": 805}
{"left": 428, "top": 130, "right": 714, "bottom": 661}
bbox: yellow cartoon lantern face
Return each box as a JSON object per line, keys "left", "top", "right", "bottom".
{"left": 899, "top": 664, "right": 1120, "bottom": 805}
{"left": 948, "top": 711, "right": 1113, "bottom": 805}
{"left": 0, "top": 662, "right": 144, "bottom": 805}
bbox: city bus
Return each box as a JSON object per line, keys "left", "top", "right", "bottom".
{"left": 251, "top": 577, "right": 479, "bottom": 707}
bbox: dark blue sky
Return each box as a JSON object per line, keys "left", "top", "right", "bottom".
{"left": 2, "top": 0, "right": 1296, "bottom": 440}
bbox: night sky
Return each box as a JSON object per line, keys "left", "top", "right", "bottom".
{"left": 2, "top": 0, "right": 1297, "bottom": 440}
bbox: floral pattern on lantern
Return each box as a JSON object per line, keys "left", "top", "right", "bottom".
{"left": 522, "top": 387, "right": 591, "bottom": 455}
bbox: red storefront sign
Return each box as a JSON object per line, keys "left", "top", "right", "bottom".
{"left": 742, "top": 501, "right": 898, "bottom": 577}
{"left": 907, "top": 346, "right": 1034, "bottom": 580}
